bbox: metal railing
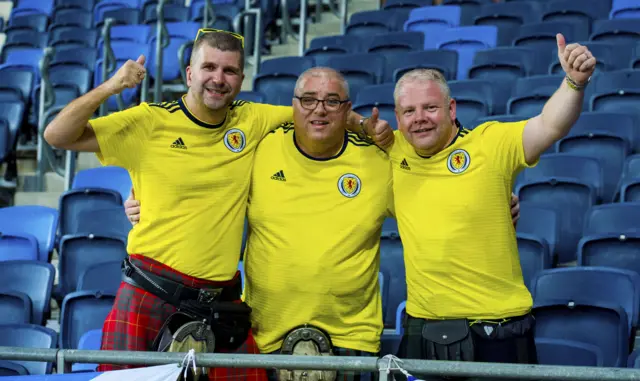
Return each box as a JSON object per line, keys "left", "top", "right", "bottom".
{"left": 0, "top": 347, "right": 639, "bottom": 380}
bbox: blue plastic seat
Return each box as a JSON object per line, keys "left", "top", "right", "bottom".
{"left": 72, "top": 166, "right": 132, "bottom": 202}
{"left": 386, "top": 49, "right": 458, "bottom": 82}
{"left": 93, "top": 0, "right": 141, "bottom": 26}
{"left": 0, "top": 260, "right": 55, "bottom": 325}
{"left": 253, "top": 56, "right": 315, "bottom": 95}
{"left": 0, "top": 68, "right": 33, "bottom": 103}
{"left": 517, "top": 233, "right": 552, "bottom": 290}
{"left": 3, "top": 30, "right": 48, "bottom": 53}
{"left": 60, "top": 291, "right": 116, "bottom": 350}
{"left": 0, "top": 206, "right": 58, "bottom": 262}
{"left": 536, "top": 338, "right": 604, "bottom": 366}
{"left": 50, "top": 27, "right": 99, "bottom": 50}
{"left": 346, "top": 10, "right": 406, "bottom": 36}
{"left": 548, "top": 41, "right": 626, "bottom": 74}
{"left": 610, "top": 0, "right": 640, "bottom": 19}
{"left": 513, "top": 22, "right": 579, "bottom": 51}
{"left": 77, "top": 260, "right": 123, "bottom": 295}
{"left": 0, "top": 291, "right": 32, "bottom": 324}
{"left": 379, "top": 238, "right": 406, "bottom": 328}
{"left": 10, "top": 0, "right": 54, "bottom": 18}
{"left": 324, "top": 53, "right": 386, "bottom": 96}
{"left": 516, "top": 202, "right": 560, "bottom": 257}
{"left": 6, "top": 14, "right": 49, "bottom": 33}
{"left": 381, "top": 218, "right": 399, "bottom": 239}
{"left": 591, "top": 19, "right": 640, "bottom": 44}
{"left": 0, "top": 324, "right": 57, "bottom": 375}
{"left": 474, "top": 2, "right": 542, "bottom": 31}
{"left": 365, "top": 31, "right": 424, "bottom": 57}
{"left": 71, "top": 329, "right": 103, "bottom": 372}
{"left": 237, "top": 91, "right": 265, "bottom": 103}
{"left": 57, "top": 188, "right": 124, "bottom": 238}
{"left": 0, "top": 232, "right": 38, "bottom": 261}
{"left": 143, "top": 3, "right": 189, "bottom": 23}
{"left": 448, "top": 79, "right": 495, "bottom": 125}
{"left": 468, "top": 47, "right": 545, "bottom": 80}
{"left": 404, "top": 6, "right": 462, "bottom": 49}
{"left": 51, "top": 47, "right": 99, "bottom": 72}
{"left": 55, "top": 0, "right": 95, "bottom": 11}
{"left": 435, "top": 25, "right": 498, "bottom": 80}
{"left": 0, "top": 360, "right": 29, "bottom": 376}
{"left": 353, "top": 84, "right": 396, "bottom": 130}
{"left": 305, "top": 35, "right": 363, "bottom": 63}
{"left": 50, "top": 8, "right": 93, "bottom": 30}
{"left": 58, "top": 234, "right": 128, "bottom": 296}
{"left": 383, "top": 0, "right": 433, "bottom": 10}
{"left": 506, "top": 74, "right": 565, "bottom": 118}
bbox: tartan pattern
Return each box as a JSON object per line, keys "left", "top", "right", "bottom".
{"left": 98, "top": 254, "right": 267, "bottom": 381}
{"left": 267, "top": 346, "right": 377, "bottom": 381}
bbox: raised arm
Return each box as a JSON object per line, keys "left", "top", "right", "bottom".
{"left": 43, "top": 55, "right": 147, "bottom": 152}
{"left": 348, "top": 107, "right": 394, "bottom": 149}
{"left": 522, "top": 34, "right": 596, "bottom": 165}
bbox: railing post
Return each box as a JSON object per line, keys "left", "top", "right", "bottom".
{"left": 35, "top": 47, "right": 55, "bottom": 192}
{"left": 99, "top": 18, "right": 115, "bottom": 117}
{"left": 298, "top": 0, "right": 307, "bottom": 56}
{"left": 252, "top": 8, "right": 262, "bottom": 79}
{"left": 339, "top": 0, "right": 348, "bottom": 35}
{"left": 154, "top": 0, "right": 167, "bottom": 103}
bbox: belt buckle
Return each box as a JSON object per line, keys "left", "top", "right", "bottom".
{"left": 197, "top": 288, "right": 221, "bottom": 306}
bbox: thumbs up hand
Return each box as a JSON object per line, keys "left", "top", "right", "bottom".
{"left": 362, "top": 107, "right": 395, "bottom": 149}
{"left": 105, "top": 54, "right": 147, "bottom": 95}
{"left": 556, "top": 33, "right": 596, "bottom": 87}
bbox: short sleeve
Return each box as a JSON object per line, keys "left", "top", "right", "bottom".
{"left": 477, "top": 120, "right": 537, "bottom": 175}
{"left": 88, "top": 103, "right": 153, "bottom": 170}
{"left": 251, "top": 103, "right": 294, "bottom": 139}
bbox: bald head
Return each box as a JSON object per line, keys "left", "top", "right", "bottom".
{"left": 295, "top": 67, "right": 350, "bottom": 99}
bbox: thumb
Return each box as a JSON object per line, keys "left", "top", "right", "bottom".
{"left": 370, "top": 107, "right": 380, "bottom": 125}
{"left": 556, "top": 33, "right": 566, "bottom": 56}
{"left": 136, "top": 54, "right": 146, "bottom": 66}
{"left": 129, "top": 187, "right": 136, "bottom": 200}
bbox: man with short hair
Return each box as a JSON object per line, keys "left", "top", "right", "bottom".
{"left": 44, "top": 29, "right": 391, "bottom": 380}
{"left": 388, "top": 34, "right": 596, "bottom": 374}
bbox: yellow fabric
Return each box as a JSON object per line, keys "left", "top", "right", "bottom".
{"left": 244, "top": 123, "right": 393, "bottom": 353}
{"left": 89, "top": 97, "right": 293, "bottom": 280}
{"left": 388, "top": 121, "right": 537, "bottom": 320}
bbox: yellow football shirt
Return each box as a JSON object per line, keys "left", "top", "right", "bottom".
{"left": 388, "top": 121, "right": 536, "bottom": 320}
{"left": 243, "top": 123, "right": 393, "bottom": 354}
{"left": 89, "top": 96, "right": 292, "bottom": 280}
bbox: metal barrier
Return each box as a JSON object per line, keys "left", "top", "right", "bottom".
{"left": 0, "top": 347, "right": 639, "bottom": 380}
{"left": 280, "top": 0, "right": 348, "bottom": 55}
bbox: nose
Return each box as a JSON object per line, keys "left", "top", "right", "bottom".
{"left": 413, "top": 108, "right": 428, "bottom": 124}
{"left": 210, "top": 68, "right": 224, "bottom": 84}
{"left": 312, "top": 101, "right": 328, "bottom": 115}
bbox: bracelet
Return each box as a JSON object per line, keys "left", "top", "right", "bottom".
{"left": 565, "top": 75, "right": 587, "bottom": 91}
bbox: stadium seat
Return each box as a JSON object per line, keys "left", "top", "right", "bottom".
{"left": 379, "top": 237, "right": 406, "bottom": 328}
{"left": 71, "top": 329, "right": 102, "bottom": 372}
{"left": 0, "top": 231, "right": 38, "bottom": 261}
{"left": 192, "top": 3, "right": 240, "bottom": 32}
{"left": 386, "top": 49, "right": 459, "bottom": 82}
{"left": 473, "top": 2, "right": 542, "bottom": 31}
{"left": 0, "top": 67, "right": 32, "bottom": 102}
{"left": 0, "top": 360, "right": 29, "bottom": 376}
{"left": 0, "top": 47, "right": 44, "bottom": 85}
{"left": 59, "top": 291, "right": 116, "bottom": 350}
{"left": 620, "top": 154, "right": 640, "bottom": 201}
{"left": 590, "top": 19, "right": 640, "bottom": 44}
{"left": 533, "top": 299, "right": 629, "bottom": 367}
{"left": 0, "top": 324, "right": 57, "bottom": 375}
{"left": 383, "top": 0, "right": 433, "bottom": 10}
{"left": 6, "top": 13, "right": 49, "bottom": 33}
{"left": 589, "top": 69, "right": 640, "bottom": 114}
{"left": 353, "top": 84, "right": 396, "bottom": 130}
{"left": 253, "top": 56, "right": 315, "bottom": 96}
{"left": 0, "top": 291, "right": 32, "bottom": 325}
{"left": 72, "top": 166, "right": 132, "bottom": 202}
{"left": 0, "top": 260, "right": 55, "bottom": 325}
{"left": 516, "top": 202, "right": 560, "bottom": 256}
{"left": 378, "top": 270, "right": 389, "bottom": 321}
{"left": 147, "top": 22, "right": 201, "bottom": 83}
{"left": 325, "top": 53, "right": 386, "bottom": 96}
{"left": 365, "top": 31, "right": 424, "bottom": 57}
{"left": 346, "top": 10, "right": 406, "bottom": 36}
{"left": 0, "top": 206, "right": 58, "bottom": 262}
{"left": 403, "top": 6, "right": 462, "bottom": 49}
{"left": 99, "top": 7, "right": 142, "bottom": 27}
{"left": 76, "top": 260, "right": 123, "bottom": 294}
{"left": 584, "top": 203, "right": 640, "bottom": 237}
{"left": 468, "top": 47, "right": 546, "bottom": 81}
{"left": 97, "top": 25, "right": 153, "bottom": 53}
{"left": 448, "top": 79, "right": 495, "bottom": 125}
{"left": 557, "top": 129, "right": 630, "bottom": 203}
{"left": 435, "top": 25, "right": 498, "bottom": 80}
{"left": 57, "top": 189, "right": 125, "bottom": 238}
{"left": 629, "top": 349, "right": 640, "bottom": 368}
{"left": 536, "top": 338, "right": 604, "bottom": 366}
{"left": 93, "top": 0, "right": 140, "bottom": 26}
{"left": 515, "top": 153, "right": 601, "bottom": 263}
{"left": 541, "top": 0, "right": 609, "bottom": 40}
{"left": 32, "top": 65, "right": 93, "bottom": 118}
{"left": 49, "top": 27, "right": 99, "bottom": 50}
{"left": 3, "top": 29, "right": 48, "bottom": 52}
{"left": 10, "top": 0, "right": 54, "bottom": 18}
{"left": 621, "top": 180, "right": 640, "bottom": 202}
{"left": 304, "top": 35, "right": 363, "bottom": 64}
{"left": 610, "top": 0, "right": 640, "bottom": 19}
{"left": 57, "top": 234, "right": 128, "bottom": 296}
{"left": 513, "top": 22, "right": 580, "bottom": 52}
{"left": 51, "top": 47, "right": 98, "bottom": 72}
{"left": 506, "top": 74, "right": 564, "bottom": 118}
{"left": 531, "top": 267, "right": 640, "bottom": 336}
{"left": 143, "top": 3, "right": 189, "bottom": 24}
{"left": 381, "top": 217, "right": 399, "bottom": 239}
{"left": 517, "top": 233, "right": 552, "bottom": 290}
{"left": 55, "top": 0, "right": 95, "bottom": 12}
{"left": 237, "top": 91, "right": 266, "bottom": 103}
{"left": 50, "top": 8, "right": 94, "bottom": 31}
{"left": 548, "top": 41, "right": 628, "bottom": 74}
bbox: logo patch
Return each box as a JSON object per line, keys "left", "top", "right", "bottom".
{"left": 447, "top": 149, "right": 470, "bottom": 174}
{"left": 400, "top": 158, "right": 410, "bottom": 170}
{"left": 337, "top": 173, "right": 361, "bottom": 198}
{"left": 224, "top": 128, "right": 246, "bottom": 153}
{"left": 271, "top": 170, "right": 286, "bottom": 182}
{"left": 170, "top": 137, "right": 187, "bottom": 149}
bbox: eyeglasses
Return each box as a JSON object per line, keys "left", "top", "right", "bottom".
{"left": 195, "top": 28, "right": 245, "bottom": 49}
{"left": 294, "top": 96, "right": 350, "bottom": 111}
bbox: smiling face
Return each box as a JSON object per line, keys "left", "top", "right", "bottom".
{"left": 394, "top": 69, "right": 457, "bottom": 156}
{"left": 293, "top": 68, "right": 351, "bottom": 144}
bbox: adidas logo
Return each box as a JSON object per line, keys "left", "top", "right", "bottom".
{"left": 170, "top": 137, "right": 187, "bottom": 149}
{"left": 400, "top": 158, "right": 411, "bottom": 170}
{"left": 270, "top": 170, "right": 286, "bottom": 182}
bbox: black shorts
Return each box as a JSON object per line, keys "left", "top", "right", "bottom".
{"left": 396, "top": 313, "right": 537, "bottom": 381}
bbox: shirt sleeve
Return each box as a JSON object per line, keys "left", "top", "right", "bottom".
{"left": 250, "top": 103, "right": 294, "bottom": 139}
{"left": 88, "top": 103, "right": 153, "bottom": 171}
{"left": 477, "top": 120, "right": 538, "bottom": 176}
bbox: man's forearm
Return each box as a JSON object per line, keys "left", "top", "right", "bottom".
{"left": 44, "top": 83, "right": 115, "bottom": 147}
{"left": 540, "top": 78, "right": 586, "bottom": 141}
{"left": 346, "top": 110, "right": 367, "bottom": 135}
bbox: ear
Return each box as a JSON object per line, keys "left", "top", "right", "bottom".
{"left": 448, "top": 97, "right": 457, "bottom": 123}
{"left": 186, "top": 65, "right": 192, "bottom": 87}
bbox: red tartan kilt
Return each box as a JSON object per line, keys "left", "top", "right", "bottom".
{"left": 98, "top": 254, "right": 267, "bottom": 381}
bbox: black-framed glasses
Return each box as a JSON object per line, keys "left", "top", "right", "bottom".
{"left": 294, "top": 96, "right": 350, "bottom": 111}
{"left": 195, "top": 28, "right": 245, "bottom": 49}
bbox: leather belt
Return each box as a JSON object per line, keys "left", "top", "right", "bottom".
{"left": 121, "top": 257, "right": 238, "bottom": 308}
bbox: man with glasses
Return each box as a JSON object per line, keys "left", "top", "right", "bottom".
{"left": 44, "top": 28, "right": 392, "bottom": 380}
{"left": 123, "top": 67, "right": 523, "bottom": 381}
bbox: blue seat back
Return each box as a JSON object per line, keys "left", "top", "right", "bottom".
{"left": 0, "top": 324, "right": 57, "bottom": 375}
{"left": 0, "top": 261, "right": 55, "bottom": 325}
{"left": 72, "top": 166, "right": 132, "bottom": 202}
{"left": 0, "top": 291, "right": 32, "bottom": 324}
{"left": 0, "top": 206, "right": 58, "bottom": 262}
{"left": 379, "top": 238, "right": 406, "bottom": 328}
{"left": 0, "top": 232, "right": 38, "bottom": 261}
{"left": 60, "top": 291, "right": 116, "bottom": 349}
{"left": 77, "top": 260, "right": 124, "bottom": 294}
